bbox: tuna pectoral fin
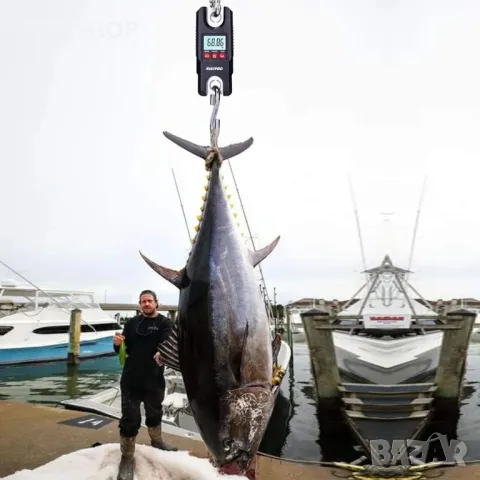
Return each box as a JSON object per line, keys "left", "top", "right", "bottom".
{"left": 139, "top": 251, "right": 185, "bottom": 289}
{"left": 158, "top": 325, "right": 180, "bottom": 371}
{"left": 163, "top": 131, "right": 254, "bottom": 160}
{"left": 248, "top": 236, "right": 281, "bottom": 268}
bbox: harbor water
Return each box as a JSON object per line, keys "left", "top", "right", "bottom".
{"left": 1, "top": 335, "right": 480, "bottom": 462}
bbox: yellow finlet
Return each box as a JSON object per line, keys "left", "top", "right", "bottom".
{"left": 227, "top": 194, "right": 231, "bottom": 199}
{"left": 194, "top": 224, "right": 200, "bottom": 232}
{"left": 200, "top": 205, "right": 205, "bottom": 212}
{"left": 204, "top": 185, "right": 209, "bottom": 191}
{"left": 202, "top": 195, "right": 207, "bottom": 201}
{"left": 196, "top": 215, "right": 203, "bottom": 221}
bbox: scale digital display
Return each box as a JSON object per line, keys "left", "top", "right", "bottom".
{"left": 203, "top": 35, "right": 226, "bottom": 51}
{"left": 196, "top": 5, "right": 233, "bottom": 96}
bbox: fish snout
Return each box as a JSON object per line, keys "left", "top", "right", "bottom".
{"left": 222, "top": 443, "right": 254, "bottom": 474}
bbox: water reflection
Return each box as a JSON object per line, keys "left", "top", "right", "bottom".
{"left": 316, "top": 399, "right": 360, "bottom": 463}
{"left": 0, "top": 356, "right": 121, "bottom": 405}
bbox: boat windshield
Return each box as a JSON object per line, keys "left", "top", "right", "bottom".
{"left": 0, "top": 286, "right": 100, "bottom": 313}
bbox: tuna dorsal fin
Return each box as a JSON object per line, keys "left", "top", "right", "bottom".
{"left": 163, "top": 131, "right": 254, "bottom": 161}
{"left": 139, "top": 251, "right": 184, "bottom": 289}
{"left": 158, "top": 325, "right": 180, "bottom": 371}
{"left": 248, "top": 236, "right": 281, "bottom": 268}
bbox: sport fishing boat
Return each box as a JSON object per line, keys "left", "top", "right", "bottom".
{"left": 60, "top": 339, "right": 292, "bottom": 438}
{"left": 288, "top": 308, "right": 305, "bottom": 334}
{"left": 0, "top": 278, "right": 121, "bottom": 366}
{"left": 331, "top": 255, "right": 443, "bottom": 385}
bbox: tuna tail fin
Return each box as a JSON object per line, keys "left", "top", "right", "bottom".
{"left": 249, "top": 236, "right": 281, "bottom": 268}
{"left": 163, "top": 131, "right": 254, "bottom": 160}
{"left": 138, "top": 251, "right": 185, "bottom": 289}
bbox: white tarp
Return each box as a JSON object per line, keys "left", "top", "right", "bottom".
{"left": 3, "top": 444, "right": 247, "bottom": 480}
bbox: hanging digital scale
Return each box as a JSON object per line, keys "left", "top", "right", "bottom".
{"left": 196, "top": 4, "right": 234, "bottom": 96}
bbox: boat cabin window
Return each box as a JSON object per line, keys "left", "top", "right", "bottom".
{"left": 33, "top": 322, "right": 120, "bottom": 335}
{"left": 0, "top": 326, "right": 13, "bottom": 336}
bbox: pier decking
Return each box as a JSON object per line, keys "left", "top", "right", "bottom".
{"left": 0, "top": 401, "right": 478, "bottom": 479}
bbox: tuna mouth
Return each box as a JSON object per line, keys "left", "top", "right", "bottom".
{"left": 222, "top": 451, "right": 254, "bottom": 474}
{"left": 222, "top": 441, "right": 254, "bottom": 473}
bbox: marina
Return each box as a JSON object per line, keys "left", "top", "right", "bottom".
{"left": 2, "top": 335, "right": 480, "bottom": 459}
{"left": 2, "top": 339, "right": 480, "bottom": 478}
{"left": 3, "top": 255, "right": 480, "bottom": 476}
{"left": 2, "top": 0, "right": 480, "bottom": 478}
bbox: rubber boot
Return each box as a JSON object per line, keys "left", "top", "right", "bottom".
{"left": 117, "top": 436, "right": 136, "bottom": 480}
{"left": 148, "top": 424, "right": 178, "bottom": 451}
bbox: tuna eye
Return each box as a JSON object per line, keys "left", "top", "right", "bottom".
{"left": 223, "top": 440, "right": 233, "bottom": 451}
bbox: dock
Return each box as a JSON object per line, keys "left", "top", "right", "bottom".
{"left": 99, "top": 303, "right": 177, "bottom": 312}
{"left": 0, "top": 400, "right": 478, "bottom": 479}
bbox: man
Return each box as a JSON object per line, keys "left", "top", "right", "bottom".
{"left": 113, "top": 289, "right": 177, "bottom": 478}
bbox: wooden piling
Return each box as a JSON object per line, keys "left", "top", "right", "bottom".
{"left": 168, "top": 309, "right": 177, "bottom": 323}
{"left": 67, "top": 309, "right": 82, "bottom": 365}
{"left": 285, "top": 307, "right": 293, "bottom": 350}
{"left": 434, "top": 308, "right": 476, "bottom": 400}
{"left": 301, "top": 308, "right": 340, "bottom": 400}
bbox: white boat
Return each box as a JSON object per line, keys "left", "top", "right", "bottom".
{"left": 0, "top": 278, "right": 121, "bottom": 366}
{"left": 457, "top": 301, "right": 480, "bottom": 340}
{"left": 60, "top": 339, "right": 292, "bottom": 440}
{"left": 330, "top": 255, "right": 444, "bottom": 384}
{"left": 288, "top": 308, "right": 305, "bottom": 334}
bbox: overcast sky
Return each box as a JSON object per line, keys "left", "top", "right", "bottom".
{"left": 1, "top": 0, "right": 480, "bottom": 306}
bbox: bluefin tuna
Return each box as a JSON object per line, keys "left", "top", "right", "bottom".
{"left": 139, "top": 130, "right": 281, "bottom": 474}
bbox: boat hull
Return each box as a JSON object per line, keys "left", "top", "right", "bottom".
{"left": 333, "top": 331, "right": 443, "bottom": 384}
{"left": 0, "top": 335, "right": 115, "bottom": 366}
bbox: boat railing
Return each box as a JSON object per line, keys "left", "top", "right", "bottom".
{"left": 0, "top": 284, "right": 101, "bottom": 334}
{"left": 259, "top": 283, "right": 279, "bottom": 338}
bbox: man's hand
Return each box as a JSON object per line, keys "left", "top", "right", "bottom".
{"left": 154, "top": 351, "right": 164, "bottom": 367}
{"left": 113, "top": 331, "right": 125, "bottom": 346}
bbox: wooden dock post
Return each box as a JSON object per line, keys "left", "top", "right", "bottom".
{"left": 168, "top": 309, "right": 177, "bottom": 323}
{"left": 434, "top": 308, "right": 476, "bottom": 401}
{"left": 285, "top": 307, "right": 293, "bottom": 350}
{"left": 301, "top": 308, "right": 340, "bottom": 400}
{"left": 67, "top": 309, "right": 82, "bottom": 365}
{"left": 285, "top": 307, "right": 294, "bottom": 366}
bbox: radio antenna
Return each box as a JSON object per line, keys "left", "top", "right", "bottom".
{"left": 348, "top": 175, "right": 368, "bottom": 280}
{"left": 407, "top": 175, "right": 428, "bottom": 277}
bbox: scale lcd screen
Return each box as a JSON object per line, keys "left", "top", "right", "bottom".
{"left": 203, "top": 35, "right": 226, "bottom": 51}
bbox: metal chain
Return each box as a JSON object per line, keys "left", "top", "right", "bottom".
{"left": 209, "top": 0, "right": 222, "bottom": 17}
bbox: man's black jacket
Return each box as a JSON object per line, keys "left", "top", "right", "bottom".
{"left": 114, "top": 313, "right": 173, "bottom": 391}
